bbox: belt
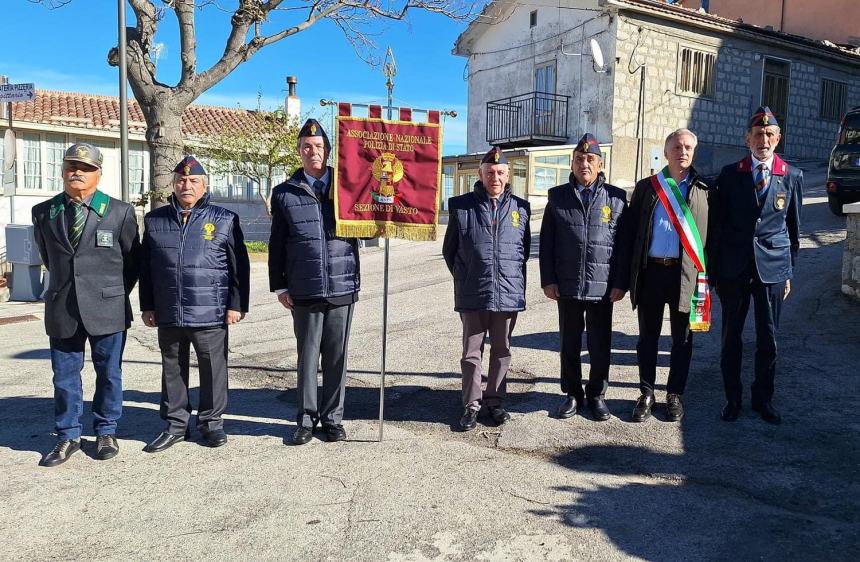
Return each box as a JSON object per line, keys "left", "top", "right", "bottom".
{"left": 648, "top": 257, "right": 680, "bottom": 266}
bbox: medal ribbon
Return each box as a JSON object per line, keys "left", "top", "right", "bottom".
{"left": 650, "top": 167, "right": 711, "bottom": 332}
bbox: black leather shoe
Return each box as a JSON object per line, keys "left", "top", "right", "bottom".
{"left": 95, "top": 435, "right": 119, "bottom": 460}
{"left": 721, "top": 400, "right": 741, "bottom": 422}
{"left": 458, "top": 408, "right": 479, "bottom": 432}
{"left": 144, "top": 431, "right": 188, "bottom": 453}
{"left": 487, "top": 405, "right": 511, "bottom": 425}
{"left": 631, "top": 394, "right": 655, "bottom": 422}
{"left": 665, "top": 394, "right": 684, "bottom": 422}
{"left": 40, "top": 439, "right": 81, "bottom": 467}
{"left": 292, "top": 426, "right": 313, "bottom": 445}
{"left": 752, "top": 402, "right": 781, "bottom": 425}
{"left": 556, "top": 395, "right": 580, "bottom": 419}
{"left": 587, "top": 397, "right": 611, "bottom": 421}
{"left": 324, "top": 424, "right": 347, "bottom": 442}
{"left": 202, "top": 429, "right": 227, "bottom": 448}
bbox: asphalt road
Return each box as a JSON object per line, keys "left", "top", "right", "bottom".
{"left": 0, "top": 165, "right": 857, "bottom": 561}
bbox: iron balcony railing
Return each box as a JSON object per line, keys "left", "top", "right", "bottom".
{"left": 486, "top": 91, "right": 570, "bottom": 147}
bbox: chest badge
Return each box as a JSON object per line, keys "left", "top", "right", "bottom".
{"left": 202, "top": 222, "right": 216, "bottom": 241}
{"left": 511, "top": 211, "right": 520, "bottom": 227}
{"left": 601, "top": 205, "right": 612, "bottom": 223}
{"left": 774, "top": 192, "right": 787, "bottom": 210}
{"left": 96, "top": 230, "right": 114, "bottom": 247}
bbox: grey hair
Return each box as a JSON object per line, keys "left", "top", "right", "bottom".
{"left": 665, "top": 128, "right": 698, "bottom": 148}
{"left": 173, "top": 172, "right": 208, "bottom": 187}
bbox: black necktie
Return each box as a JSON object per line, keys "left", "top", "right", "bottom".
{"left": 582, "top": 187, "right": 591, "bottom": 208}
{"left": 313, "top": 179, "right": 325, "bottom": 199}
{"left": 68, "top": 200, "right": 85, "bottom": 249}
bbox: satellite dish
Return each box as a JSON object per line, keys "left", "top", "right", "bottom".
{"left": 590, "top": 39, "right": 605, "bottom": 71}
{"left": 3, "top": 129, "right": 15, "bottom": 171}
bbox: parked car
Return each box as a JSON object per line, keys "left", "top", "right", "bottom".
{"left": 827, "top": 106, "right": 860, "bottom": 216}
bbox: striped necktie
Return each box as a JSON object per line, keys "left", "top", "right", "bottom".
{"left": 68, "top": 200, "right": 85, "bottom": 250}
{"left": 180, "top": 210, "right": 191, "bottom": 226}
{"left": 754, "top": 163, "right": 769, "bottom": 205}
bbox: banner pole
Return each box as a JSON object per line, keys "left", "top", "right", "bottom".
{"left": 379, "top": 48, "right": 397, "bottom": 442}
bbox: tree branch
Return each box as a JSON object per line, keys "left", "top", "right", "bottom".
{"left": 175, "top": 0, "right": 198, "bottom": 86}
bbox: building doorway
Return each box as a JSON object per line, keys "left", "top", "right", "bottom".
{"left": 762, "top": 57, "right": 790, "bottom": 153}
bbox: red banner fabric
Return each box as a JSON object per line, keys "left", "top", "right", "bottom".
{"left": 334, "top": 114, "right": 442, "bottom": 241}
{"left": 399, "top": 108, "right": 412, "bottom": 122}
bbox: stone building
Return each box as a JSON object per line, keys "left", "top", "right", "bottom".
{"left": 452, "top": 0, "right": 860, "bottom": 191}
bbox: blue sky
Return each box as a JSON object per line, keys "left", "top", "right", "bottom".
{"left": 0, "top": 1, "right": 472, "bottom": 154}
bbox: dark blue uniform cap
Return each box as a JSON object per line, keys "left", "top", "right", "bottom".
{"left": 298, "top": 118, "right": 330, "bottom": 151}
{"left": 480, "top": 146, "right": 508, "bottom": 165}
{"left": 574, "top": 133, "right": 602, "bottom": 156}
{"left": 748, "top": 106, "right": 779, "bottom": 129}
{"left": 173, "top": 156, "right": 207, "bottom": 176}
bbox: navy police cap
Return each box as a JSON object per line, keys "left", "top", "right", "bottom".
{"left": 574, "top": 133, "right": 602, "bottom": 156}
{"left": 173, "top": 156, "right": 207, "bottom": 176}
{"left": 748, "top": 106, "right": 779, "bottom": 129}
{"left": 480, "top": 146, "right": 508, "bottom": 165}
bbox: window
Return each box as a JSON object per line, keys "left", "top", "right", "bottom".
{"left": 820, "top": 79, "right": 848, "bottom": 121}
{"left": 839, "top": 114, "right": 860, "bottom": 145}
{"left": 529, "top": 10, "right": 537, "bottom": 28}
{"left": 127, "top": 143, "right": 146, "bottom": 195}
{"left": 442, "top": 164, "right": 455, "bottom": 211}
{"left": 22, "top": 133, "right": 41, "bottom": 189}
{"left": 209, "top": 168, "right": 230, "bottom": 199}
{"left": 511, "top": 160, "right": 527, "bottom": 199}
{"left": 534, "top": 63, "right": 556, "bottom": 94}
{"left": 532, "top": 153, "right": 571, "bottom": 195}
{"left": 45, "top": 134, "right": 65, "bottom": 190}
{"left": 230, "top": 172, "right": 252, "bottom": 200}
{"left": 678, "top": 47, "right": 716, "bottom": 98}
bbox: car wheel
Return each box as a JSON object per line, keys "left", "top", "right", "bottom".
{"left": 828, "top": 194, "right": 845, "bottom": 216}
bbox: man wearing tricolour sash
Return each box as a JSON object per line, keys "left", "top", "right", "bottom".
{"left": 618, "top": 128, "right": 710, "bottom": 423}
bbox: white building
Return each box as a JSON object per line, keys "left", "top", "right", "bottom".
{"left": 453, "top": 0, "right": 860, "bottom": 187}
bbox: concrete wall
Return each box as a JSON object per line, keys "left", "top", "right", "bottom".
{"left": 462, "top": 0, "right": 616, "bottom": 153}
{"left": 843, "top": 202, "right": 860, "bottom": 301}
{"left": 687, "top": 0, "right": 860, "bottom": 46}
{"left": 610, "top": 13, "right": 860, "bottom": 185}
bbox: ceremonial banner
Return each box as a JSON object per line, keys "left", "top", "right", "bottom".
{"left": 334, "top": 103, "right": 442, "bottom": 240}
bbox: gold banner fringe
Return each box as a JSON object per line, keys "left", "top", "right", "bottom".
{"left": 336, "top": 222, "right": 437, "bottom": 242}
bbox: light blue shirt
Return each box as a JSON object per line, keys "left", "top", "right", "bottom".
{"left": 648, "top": 175, "right": 689, "bottom": 259}
{"left": 303, "top": 169, "right": 330, "bottom": 195}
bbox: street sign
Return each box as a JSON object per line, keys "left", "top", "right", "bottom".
{"left": 0, "top": 83, "right": 35, "bottom": 103}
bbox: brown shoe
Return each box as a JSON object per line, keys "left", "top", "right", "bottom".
{"left": 631, "top": 394, "right": 655, "bottom": 422}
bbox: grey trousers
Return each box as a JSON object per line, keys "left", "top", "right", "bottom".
{"left": 459, "top": 311, "right": 518, "bottom": 409}
{"left": 157, "top": 326, "right": 229, "bottom": 435}
{"left": 292, "top": 302, "right": 354, "bottom": 428}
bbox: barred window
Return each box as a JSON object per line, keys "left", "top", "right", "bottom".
{"left": 820, "top": 79, "right": 848, "bottom": 121}
{"left": 678, "top": 47, "right": 716, "bottom": 98}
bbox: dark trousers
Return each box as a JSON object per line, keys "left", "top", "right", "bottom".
{"left": 557, "top": 298, "right": 613, "bottom": 400}
{"left": 719, "top": 276, "right": 785, "bottom": 404}
{"left": 49, "top": 326, "right": 126, "bottom": 440}
{"left": 157, "top": 326, "right": 229, "bottom": 435}
{"left": 292, "top": 302, "right": 354, "bottom": 429}
{"left": 636, "top": 263, "right": 693, "bottom": 396}
{"left": 460, "top": 311, "right": 518, "bottom": 409}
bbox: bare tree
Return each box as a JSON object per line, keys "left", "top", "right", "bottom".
{"left": 32, "top": 0, "right": 475, "bottom": 201}
{"left": 193, "top": 99, "right": 302, "bottom": 215}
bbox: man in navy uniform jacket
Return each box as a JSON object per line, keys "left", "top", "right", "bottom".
{"left": 139, "top": 156, "right": 250, "bottom": 452}
{"left": 31, "top": 143, "right": 140, "bottom": 467}
{"left": 710, "top": 107, "right": 802, "bottom": 425}
{"left": 269, "top": 119, "right": 361, "bottom": 445}
{"left": 443, "top": 147, "right": 530, "bottom": 432}
{"left": 540, "top": 134, "right": 628, "bottom": 422}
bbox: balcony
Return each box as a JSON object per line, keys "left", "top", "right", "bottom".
{"left": 486, "top": 92, "right": 570, "bottom": 148}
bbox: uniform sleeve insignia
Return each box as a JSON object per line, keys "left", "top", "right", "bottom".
{"left": 601, "top": 205, "right": 612, "bottom": 222}
{"left": 203, "top": 222, "right": 216, "bottom": 240}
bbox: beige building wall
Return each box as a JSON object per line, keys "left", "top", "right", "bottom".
{"left": 686, "top": 0, "right": 860, "bottom": 45}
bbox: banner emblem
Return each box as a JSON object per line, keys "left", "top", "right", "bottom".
{"left": 334, "top": 104, "right": 442, "bottom": 240}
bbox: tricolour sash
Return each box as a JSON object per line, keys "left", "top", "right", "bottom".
{"left": 651, "top": 167, "right": 710, "bottom": 332}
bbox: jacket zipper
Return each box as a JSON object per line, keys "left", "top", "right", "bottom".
{"left": 492, "top": 196, "right": 499, "bottom": 310}
{"left": 579, "top": 187, "right": 591, "bottom": 296}
{"left": 177, "top": 211, "right": 188, "bottom": 326}
{"left": 314, "top": 186, "right": 329, "bottom": 297}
